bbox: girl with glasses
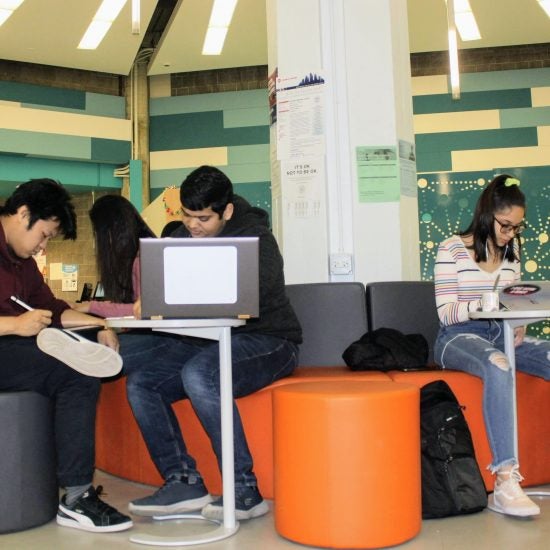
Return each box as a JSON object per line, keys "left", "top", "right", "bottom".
{"left": 433, "top": 173, "right": 550, "bottom": 518}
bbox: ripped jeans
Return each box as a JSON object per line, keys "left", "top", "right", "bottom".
{"left": 434, "top": 320, "right": 550, "bottom": 472}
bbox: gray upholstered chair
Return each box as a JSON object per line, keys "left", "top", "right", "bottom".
{"left": 0, "top": 391, "right": 58, "bottom": 533}
{"left": 365, "top": 281, "right": 440, "bottom": 364}
{"left": 285, "top": 282, "right": 368, "bottom": 366}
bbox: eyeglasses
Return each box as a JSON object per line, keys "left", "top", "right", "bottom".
{"left": 494, "top": 217, "right": 525, "bottom": 235}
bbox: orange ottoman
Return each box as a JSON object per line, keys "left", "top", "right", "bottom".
{"left": 273, "top": 381, "right": 421, "bottom": 549}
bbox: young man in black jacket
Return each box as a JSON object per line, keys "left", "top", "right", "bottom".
{"left": 120, "top": 165, "right": 302, "bottom": 520}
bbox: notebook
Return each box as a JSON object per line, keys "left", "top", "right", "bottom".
{"left": 499, "top": 281, "right": 550, "bottom": 312}
{"left": 139, "top": 237, "right": 259, "bottom": 320}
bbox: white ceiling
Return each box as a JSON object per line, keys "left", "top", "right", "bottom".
{"left": 0, "top": 0, "right": 548, "bottom": 77}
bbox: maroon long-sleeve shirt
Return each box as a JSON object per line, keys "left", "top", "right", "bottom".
{"left": 0, "top": 223, "right": 69, "bottom": 327}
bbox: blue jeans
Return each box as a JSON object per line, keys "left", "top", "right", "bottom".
{"left": 118, "top": 331, "right": 299, "bottom": 488}
{"left": 434, "top": 320, "right": 550, "bottom": 471}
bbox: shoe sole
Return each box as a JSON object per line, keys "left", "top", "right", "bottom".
{"left": 201, "top": 499, "right": 269, "bottom": 521}
{"left": 129, "top": 494, "right": 213, "bottom": 517}
{"left": 37, "top": 328, "right": 122, "bottom": 378}
{"left": 56, "top": 513, "right": 133, "bottom": 533}
{"left": 487, "top": 495, "right": 540, "bottom": 517}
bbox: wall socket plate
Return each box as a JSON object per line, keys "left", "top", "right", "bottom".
{"left": 329, "top": 253, "right": 353, "bottom": 275}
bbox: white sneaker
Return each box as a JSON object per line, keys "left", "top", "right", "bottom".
{"left": 37, "top": 328, "right": 122, "bottom": 378}
{"left": 488, "top": 466, "right": 540, "bottom": 517}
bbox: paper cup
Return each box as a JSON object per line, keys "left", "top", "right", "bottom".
{"left": 481, "top": 292, "right": 499, "bottom": 312}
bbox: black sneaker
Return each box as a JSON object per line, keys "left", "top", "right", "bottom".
{"left": 128, "top": 475, "right": 212, "bottom": 516}
{"left": 57, "top": 486, "right": 133, "bottom": 533}
{"left": 201, "top": 485, "right": 269, "bottom": 521}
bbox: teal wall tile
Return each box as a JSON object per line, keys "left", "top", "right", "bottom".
{"left": 150, "top": 89, "right": 267, "bottom": 116}
{"left": 233, "top": 181, "right": 272, "bottom": 219}
{"left": 150, "top": 168, "right": 189, "bottom": 189}
{"left": 0, "top": 80, "right": 85, "bottom": 109}
{"left": 460, "top": 68, "right": 550, "bottom": 93}
{"left": 150, "top": 111, "right": 269, "bottom": 150}
{"left": 500, "top": 106, "right": 550, "bottom": 128}
{"left": 0, "top": 129, "right": 90, "bottom": 159}
{"left": 85, "top": 93, "right": 126, "bottom": 118}
{"left": 91, "top": 138, "right": 131, "bottom": 163}
{"left": 415, "top": 127, "right": 538, "bottom": 154}
{"left": 413, "top": 88, "right": 531, "bottom": 114}
{"left": 224, "top": 106, "right": 268, "bottom": 128}
{"left": 0, "top": 154, "right": 121, "bottom": 191}
{"left": 228, "top": 144, "right": 270, "bottom": 165}
{"left": 223, "top": 162, "right": 271, "bottom": 183}
{"left": 415, "top": 151, "right": 452, "bottom": 173}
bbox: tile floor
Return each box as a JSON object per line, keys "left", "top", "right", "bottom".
{"left": 1, "top": 471, "right": 549, "bottom": 549}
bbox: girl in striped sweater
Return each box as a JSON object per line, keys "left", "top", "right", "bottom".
{"left": 434, "top": 173, "right": 550, "bottom": 518}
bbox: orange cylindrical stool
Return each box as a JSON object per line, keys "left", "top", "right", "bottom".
{"left": 273, "top": 381, "right": 421, "bottom": 549}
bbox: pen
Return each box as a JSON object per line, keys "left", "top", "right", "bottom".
{"left": 10, "top": 295, "right": 34, "bottom": 311}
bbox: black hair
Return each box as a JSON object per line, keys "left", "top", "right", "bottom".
{"left": 0, "top": 178, "right": 77, "bottom": 239}
{"left": 179, "top": 165, "right": 234, "bottom": 217}
{"left": 89, "top": 194, "right": 155, "bottom": 303}
{"left": 160, "top": 220, "right": 183, "bottom": 238}
{"left": 458, "top": 173, "right": 525, "bottom": 263}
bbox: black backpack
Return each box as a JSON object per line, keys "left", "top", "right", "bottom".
{"left": 420, "top": 380, "right": 488, "bottom": 518}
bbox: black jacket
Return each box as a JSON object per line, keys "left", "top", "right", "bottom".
{"left": 172, "top": 195, "right": 302, "bottom": 343}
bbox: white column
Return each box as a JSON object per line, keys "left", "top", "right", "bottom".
{"left": 267, "top": 0, "right": 420, "bottom": 284}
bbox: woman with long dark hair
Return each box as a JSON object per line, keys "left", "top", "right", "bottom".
{"left": 74, "top": 194, "right": 155, "bottom": 318}
{"left": 433, "top": 174, "right": 550, "bottom": 518}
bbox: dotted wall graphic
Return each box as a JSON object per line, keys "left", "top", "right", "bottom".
{"left": 417, "top": 170, "right": 549, "bottom": 338}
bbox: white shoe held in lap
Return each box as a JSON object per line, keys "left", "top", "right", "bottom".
{"left": 488, "top": 466, "right": 540, "bottom": 517}
{"left": 37, "top": 327, "right": 123, "bottom": 378}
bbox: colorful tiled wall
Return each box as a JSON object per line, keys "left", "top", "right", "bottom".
{"left": 149, "top": 88, "right": 271, "bottom": 217}
{"left": 0, "top": 80, "right": 129, "bottom": 193}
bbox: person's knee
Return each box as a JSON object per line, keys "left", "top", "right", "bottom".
{"left": 487, "top": 350, "right": 509, "bottom": 371}
{"left": 181, "top": 360, "right": 217, "bottom": 399}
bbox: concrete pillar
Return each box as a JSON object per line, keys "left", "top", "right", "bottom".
{"left": 267, "top": 0, "right": 420, "bottom": 284}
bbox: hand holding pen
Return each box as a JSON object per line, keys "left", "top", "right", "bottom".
{"left": 10, "top": 295, "right": 52, "bottom": 336}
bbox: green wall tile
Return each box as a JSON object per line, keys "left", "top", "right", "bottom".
{"left": 150, "top": 111, "right": 269, "bottom": 150}
{"left": 150, "top": 89, "right": 267, "bottom": 116}
{"left": 91, "top": 138, "right": 131, "bottom": 163}
{"left": 224, "top": 106, "right": 268, "bottom": 128}
{"left": 500, "top": 106, "right": 550, "bottom": 128}
{"left": 0, "top": 80, "right": 85, "bottom": 109}
{"left": 460, "top": 68, "right": 550, "bottom": 93}
{"left": 0, "top": 129, "right": 90, "bottom": 159}
{"left": 413, "top": 88, "right": 531, "bottom": 114}
{"left": 415, "top": 128, "right": 538, "bottom": 154}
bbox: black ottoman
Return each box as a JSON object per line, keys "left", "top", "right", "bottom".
{"left": 0, "top": 392, "right": 58, "bottom": 533}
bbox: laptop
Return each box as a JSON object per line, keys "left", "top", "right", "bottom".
{"left": 139, "top": 237, "right": 259, "bottom": 320}
{"left": 499, "top": 281, "right": 550, "bottom": 312}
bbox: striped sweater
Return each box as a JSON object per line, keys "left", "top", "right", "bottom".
{"left": 434, "top": 235, "right": 520, "bottom": 326}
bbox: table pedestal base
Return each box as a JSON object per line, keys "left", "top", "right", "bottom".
{"left": 129, "top": 514, "right": 240, "bottom": 547}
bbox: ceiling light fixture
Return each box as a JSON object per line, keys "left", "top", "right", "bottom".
{"left": 78, "top": 0, "right": 127, "bottom": 50}
{"left": 537, "top": 0, "right": 550, "bottom": 18}
{"left": 202, "top": 0, "right": 239, "bottom": 56}
{"left": 447, "top": 0, "right": 461, "bottom": 100}
{"left": 453, "top": 0, "right": 481, "bottom": 41}
{"left": 132, "top": 0, "right": 140, "bottom": 34}
{"left": 0, "top": 0, "right": 25, "bottom": 28}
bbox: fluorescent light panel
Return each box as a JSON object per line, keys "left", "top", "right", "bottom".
{"left": 202, "top": 0, "right": 238, "bottom": 56}
{"left": 446, "top": 0, "right": 460, "bottom": 99}
{"left": 78, "top": 0, "right": 127, "bottom": 50}
{"left": 447, "top": 0, "right": 480, "bottom": 42}
{"left": 132, "top": 0, "right": 140, "bottom": 34}
{"left": 538, "top": 0, "right": 550, "bottom": 18}
{"left": 0, "top": 0, "right": 24, "bottom": 28}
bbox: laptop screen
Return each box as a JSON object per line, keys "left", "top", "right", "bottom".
{"left": 139, "top": 237, "right": 259, "bottom": 320}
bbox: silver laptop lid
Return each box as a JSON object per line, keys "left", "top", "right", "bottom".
{"left": 140, "top": 237, "right": 259, "bottom": 320}
{"left": 499, "top": 281, "right": 550, "bottom": 311}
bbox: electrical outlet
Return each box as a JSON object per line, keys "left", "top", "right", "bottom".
{"left": 329, "top": 253, "right": 353, "bottom": 275}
